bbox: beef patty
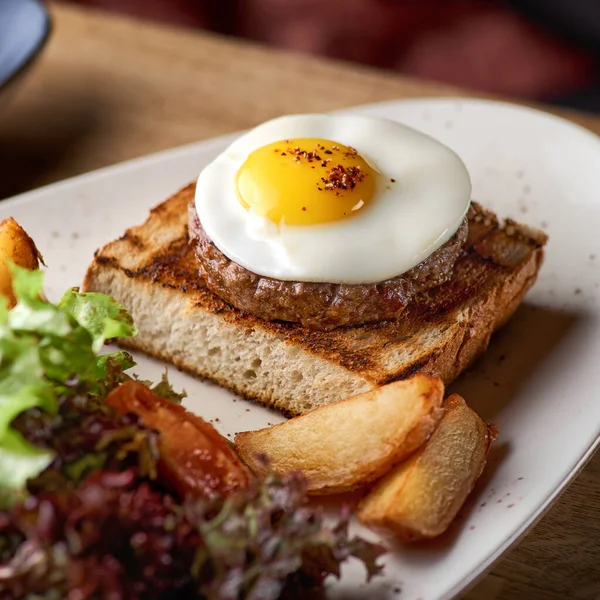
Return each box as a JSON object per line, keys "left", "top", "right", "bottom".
{"left": 188, "top": 202, "right": 468, "bottom": 330}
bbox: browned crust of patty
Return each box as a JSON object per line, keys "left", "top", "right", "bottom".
{"left": 188, "top": 202, "right": 469, "bottom": 330}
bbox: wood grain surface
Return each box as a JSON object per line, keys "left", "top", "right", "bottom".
{"left": 2, "top": 3, "right": 600, "bottom": 598}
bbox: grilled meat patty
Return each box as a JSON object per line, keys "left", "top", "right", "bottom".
{"left": 188, "top": 202, "right": 468, "bottom": 330}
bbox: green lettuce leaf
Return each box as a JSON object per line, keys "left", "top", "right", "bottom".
{"left": 58, "top": 288, "right": 137, "bottom": 353}
{"left": 136, "top": 372, "right": 187, "bottom": 404}
{"left": 95, "top": 350, "right": 138, "bottom": 395}
{"left": 151, "top": 373, "right": 187, "bottom": 404}
{"left": 0, "top": 428, "right": 53, "bottom": 508}
{"left": 0, "top": 265, "right": 139, "bottom": 505}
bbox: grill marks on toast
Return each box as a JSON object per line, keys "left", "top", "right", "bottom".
{"left": 85, "top": 184, "right": 546, "bottom": 386}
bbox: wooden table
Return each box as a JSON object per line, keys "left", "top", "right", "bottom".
{"left": 3, "top": 3, "right": 600, "bottom": 598}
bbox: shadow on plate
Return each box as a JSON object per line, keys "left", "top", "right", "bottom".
{"left": 447, "top": 302, "right": 580, "bottom": 422}
{"left": 311, "top": 303, "right": 579, "bottom": 534}
{"left": 330, "top": 304, "right": 580, "bottom": 560}
{"left": 379, "top": 303, "right": 582, "bottom": 560}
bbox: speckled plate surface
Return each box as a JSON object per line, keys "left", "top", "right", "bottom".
{"left": 3, "top": 98, "right": 600, "bottom": 600}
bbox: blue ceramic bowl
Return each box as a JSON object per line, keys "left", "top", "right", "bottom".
{"left": 0, "top": 0, "right": 51, "bottom": 93}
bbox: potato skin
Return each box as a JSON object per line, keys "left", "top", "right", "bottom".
{"left": 0, "top": 217, "right": 43, "bottom": 308}
{"left": 357, "top": 394, "right": 496, "bottom": 541}
{"left": 235, "top": 374, "right": 445, "bottom": 495}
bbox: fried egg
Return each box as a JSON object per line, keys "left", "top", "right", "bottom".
{"left": 195, "top": 114, "right": 471, "bottom": 284}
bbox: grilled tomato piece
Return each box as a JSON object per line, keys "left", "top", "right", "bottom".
{"left": 107, "top": 381, "right": 252, "bottom": 498}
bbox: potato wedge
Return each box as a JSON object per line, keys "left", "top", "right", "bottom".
{"left": 0, "top": 217, "right": 43, "bottom": 308}
{"left": 234, "top": 374, "right": 444, "bottom": 495}
{"left": 357, "top": 394, "right": 496, "bottom": 541}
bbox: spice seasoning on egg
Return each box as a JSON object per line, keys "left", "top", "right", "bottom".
{"left": 278, "top": 141, "right": 368, "bottom": 196}
{"left": 321, "top": 165, "right": 365, "bottom": 191}
{"left": 290, "top": 147, "right": 325, "bottom": 163}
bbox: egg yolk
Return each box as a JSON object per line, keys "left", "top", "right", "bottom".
{"left": 236, "top": 138, "right": 377, "bottom": 225}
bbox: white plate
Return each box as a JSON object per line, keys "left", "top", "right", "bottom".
{"left": 3, "top": 98, "right": 600, "bottom": 600}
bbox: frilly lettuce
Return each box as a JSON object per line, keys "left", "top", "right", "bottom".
{"left": 0, "top": 265, "right": 138, "bottom": 506}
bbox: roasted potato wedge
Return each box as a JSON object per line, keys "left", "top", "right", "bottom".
{"left": 234, "top": 374, "right": 444, "bottom": 495}
{"left": 0, "top": 217, "right": 43, "bottom": 308}
{"left": 357, "top": 394, "right": 496, "bottom": 541}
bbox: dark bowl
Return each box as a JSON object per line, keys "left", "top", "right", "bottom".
{"left": 0, "top": 0, "right": 51, "bottom": 97}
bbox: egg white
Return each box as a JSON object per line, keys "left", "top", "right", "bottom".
{"left": 195, "top": 114, "right": 471, "bottom": 284}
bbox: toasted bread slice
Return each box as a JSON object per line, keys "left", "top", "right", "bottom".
{"left": 83, "top": 184, "right": 546, "bottom": 416}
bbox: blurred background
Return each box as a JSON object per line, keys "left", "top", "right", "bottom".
{"left": 63, "top": 0, "right": 600, "bottom": 111}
